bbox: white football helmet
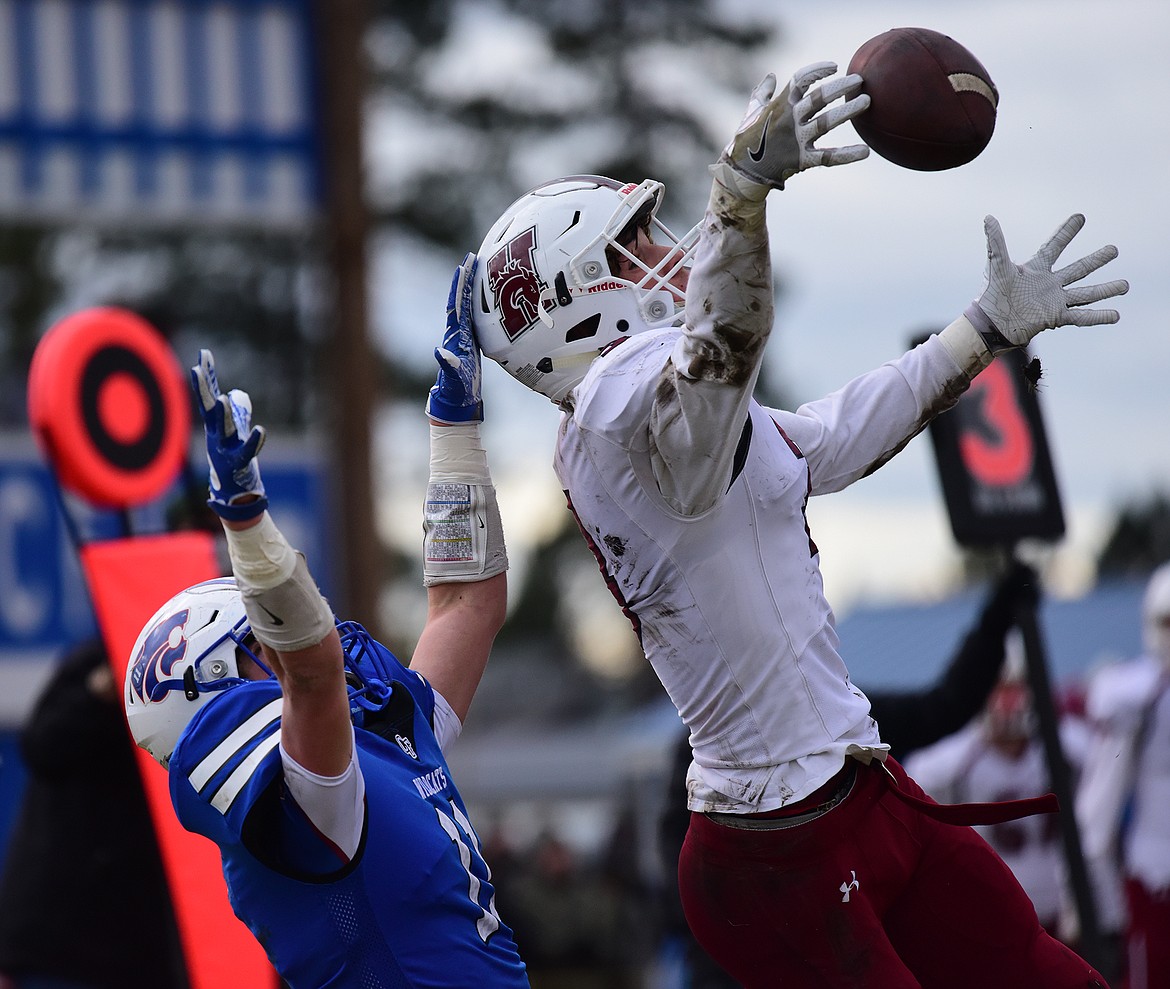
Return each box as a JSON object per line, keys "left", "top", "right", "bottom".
{"left": 124, "top": 577, "right": 266, "bottom": 768}
{"left": 473, "top": 175, "right": 700, "bottom": 405}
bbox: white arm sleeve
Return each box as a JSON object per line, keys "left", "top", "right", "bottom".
{"left": 431, "top": 687, "right": 464, "bottom": 752}
{"left": 280, "top": 729, "right": 365, "bottom": 861}
{"left": 766, "top": 330, "right": 984, "bottom": 496}
{"left": 652, "top": 183, "right": 773, "bottom": 516}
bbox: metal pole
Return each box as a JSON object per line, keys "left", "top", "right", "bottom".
{"left": 1013, "top": 571, "right": 1104, "bottom": 970}
{"left": 312, "top": 0, "right": 381, "bottom": 634}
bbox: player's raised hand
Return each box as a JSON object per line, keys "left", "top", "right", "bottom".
{"left": 713, "top": 62, "right": 870, "bottom": 200}
{"left": 426, "top": 253, "right": 484, "bottom": 424}
{"left": 965, "top": 214, "right": 1129, "bottom": 353}
{"left": 190, "top": 348, "right": 268, "bottom": 521}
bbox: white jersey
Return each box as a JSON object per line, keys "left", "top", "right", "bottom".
{"left": 1076, "top": 653, "right": 1170, "bottom": 929}
{"left": 553, "top": 193, "right": 982, "bottom": 814}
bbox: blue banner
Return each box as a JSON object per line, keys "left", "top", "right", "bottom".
{"left": 0, "top": 0, "right": 321, "bottom": 226}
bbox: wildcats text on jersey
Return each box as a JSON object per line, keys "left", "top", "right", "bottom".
{"left": 412, "top": 766, "right": 449, "bottom": 799}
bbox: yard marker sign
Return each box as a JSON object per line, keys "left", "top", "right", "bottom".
{"left": 925, "top": 345, "right": 1065, "bottom": 547}
{"left": 28, "top": 307, "right": 278, "bottom": 989}
{"left": 922, "top": 337, "right": 1107, "bottom": 970}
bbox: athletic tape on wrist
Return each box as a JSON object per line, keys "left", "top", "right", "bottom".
{"left": 242, "top": 553, "right": 336, "bottom": 652}
{"left": 938, "top": 312, "right": 996, "bottom": 378}
{"left": 429, "top": 422, "right": 490, "bottom": 483}
{"left": 223, "top": 512, "right": 297, "bottom": 590}
{"left": 423, "top": 481, "right": 508, "bottom": 586}
{"left": 708, "top": 162, "right": 771, "bottom": 214}
{"left": 225, "top": 513, "right": 335, "bottom": 651}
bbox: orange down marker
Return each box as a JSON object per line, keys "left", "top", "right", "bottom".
{"left": 28, "top": 308, "right": 278, "bottom": 989}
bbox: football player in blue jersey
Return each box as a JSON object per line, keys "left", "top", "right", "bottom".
{"left": 123, "top": 256, "right": 530, "bottom": 988}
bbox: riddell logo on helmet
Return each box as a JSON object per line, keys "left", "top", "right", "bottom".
{"left": 129, "top": 609, "right": 190, "bottom": 703}
{"left": 485, "top": 226, "right": 548, "bottom": 341}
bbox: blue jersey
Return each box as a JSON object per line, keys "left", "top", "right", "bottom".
{"left": 169, "top": 642, "right": 528, "bottom": 988}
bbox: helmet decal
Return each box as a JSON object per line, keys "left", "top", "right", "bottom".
{"left": 485, "top": 226, "right": 548, "bottom": 342}
{"left": 129, "top": 608, "right": 190, "bottom": 703}
{"left": 125, "top": 577, "right": 260, "bottom": 767}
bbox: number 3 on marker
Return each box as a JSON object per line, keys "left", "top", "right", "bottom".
{"left": 436, "top": 800, "right": 502, "bottom": 942}
{"left": 958, "top": 360, "right": 1034, "bottom": 487}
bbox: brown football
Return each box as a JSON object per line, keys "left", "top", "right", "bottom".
{"left": 847, "top": 27, "right": 998, "bottom": 171}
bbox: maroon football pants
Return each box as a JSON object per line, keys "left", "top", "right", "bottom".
{"left": 678, "top": 757, "right": 1107, "bottom": 988}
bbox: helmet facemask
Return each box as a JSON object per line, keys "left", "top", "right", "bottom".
{"left": 337, "top": 620, "right": 394, "bottom": 724}
{"left": 582, "top": 180, "right": 694, "bottom": 324}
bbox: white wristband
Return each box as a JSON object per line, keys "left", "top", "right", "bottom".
{"left": 242, "top": 553, "right": 336, "bottom": 652}
{"left": 708, "top": 161, "right": 771, "bottom": 209}
{"left": 225, "top": 513, "right": 335, "bottom": 651}
{"left": 423, "top": 481, "right": 508, "bottom": 585}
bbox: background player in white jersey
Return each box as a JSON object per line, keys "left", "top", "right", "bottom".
{"left": 466, "top": 61, "right": 1128, "bottom": 987}
{"left": 1077, "top": 562, "right": 1170, "bottom": 989}
{"left": 123, "top": 261, "right": 529, "bottom": 987}
{"left": 905, "top": 670, "right": 1089, "bottom": 938}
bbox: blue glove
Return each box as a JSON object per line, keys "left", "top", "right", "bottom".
{"left": 426, "top": 253, "right": 483, "bottom": 424}
{"left": 190, "top": 349, "right": 268, "bottom": 521}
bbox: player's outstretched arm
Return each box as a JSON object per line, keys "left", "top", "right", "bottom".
{"left": 413, "top": 254, "right": 508, "bottom": 726}
{"left": 710, "top": 61, "right": 870, "bottom": 202}
{"left": 191, "top": 349, "right": 351, "bottom": 777}
{"left": 658, "top": 67, "right": 867, "bottom": 515}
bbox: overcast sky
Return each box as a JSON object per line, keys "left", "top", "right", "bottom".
{"left": 373, "top": 0, "right": 1168, "bottom": 615}
{"left": 745, "top": 0, "right": 1167, "bottom": 610}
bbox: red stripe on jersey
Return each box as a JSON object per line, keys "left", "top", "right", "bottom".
{"left": 564, "top": 492, "right": 642, "bottom": 642}
{"left": 770, "top": 418, "right": 818, "bottom": 558}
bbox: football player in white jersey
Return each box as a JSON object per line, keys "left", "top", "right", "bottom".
{"left": 467, "top": 61, "right": 1127, "bottom": 987}
{"left": 1077, "top": 562, "right": 1170, "bottom": 989}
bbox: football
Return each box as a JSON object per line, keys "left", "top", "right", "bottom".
{"left": 847, "top": 27, "right": 998, "bottom": 171}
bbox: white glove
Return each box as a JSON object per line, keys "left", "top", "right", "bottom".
{"left": 712, "top": 62, "right": 870, "bottom": 201}
{"left": 964, "top": 214, "right": 1129, "bottom": 354}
